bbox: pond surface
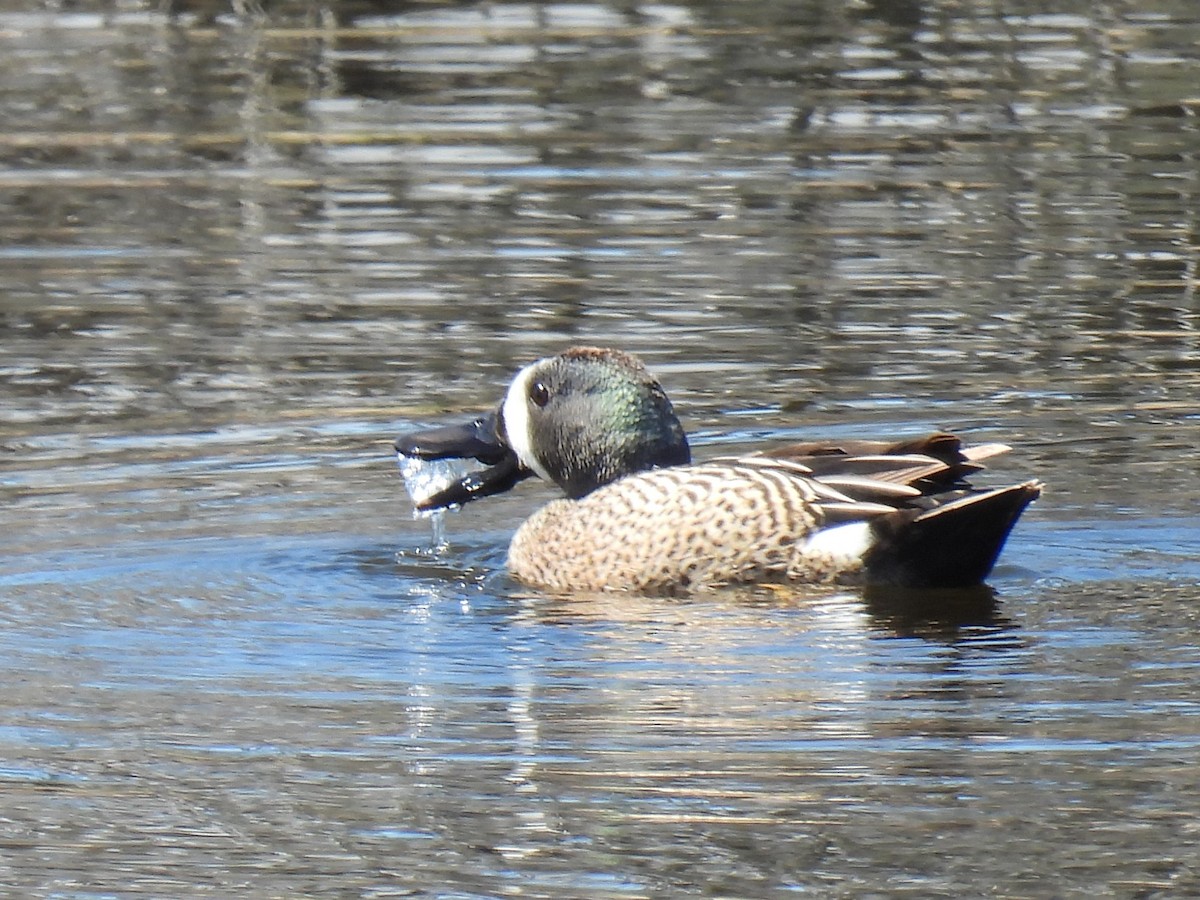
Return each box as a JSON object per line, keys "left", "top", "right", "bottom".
{"left": 3, "top": 0, "right": 1200, "bottom": 895}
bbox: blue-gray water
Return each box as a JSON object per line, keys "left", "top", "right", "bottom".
{"left": 2, "top": 1, "right": 1200, "bottom": 895}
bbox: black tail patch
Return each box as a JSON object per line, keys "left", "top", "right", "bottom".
{"left": 863, "top": 481, "right": 1042, "bottom": 588}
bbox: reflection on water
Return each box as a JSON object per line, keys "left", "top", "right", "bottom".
{"left": 3, "top": 0, "right": 1200, "bottom": 895}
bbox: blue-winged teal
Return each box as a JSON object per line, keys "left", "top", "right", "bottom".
{"left": 395, "top": 347, "right": 1041, "bottom": 594}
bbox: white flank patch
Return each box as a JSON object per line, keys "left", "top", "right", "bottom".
{"left": 501, "top": 360, "right": 554, "bottom": 482}
{"left": 801, "top": 521, "right": 873, "bottom": 562}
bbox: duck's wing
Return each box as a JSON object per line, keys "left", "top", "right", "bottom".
{"left": 755, "top": 432, "right": 1012, "bottom": 493}
{"left": 721, "top": 439, "right": 1041, "bottom": 588}
{"left": 713, "top": 430, "right": 1027, "bottom": 511}
{"left": 720, "top": 455, "right": 925, "bottom": 513}
{"left": 763, "top": 432, "right": 1001, "bottom": 463}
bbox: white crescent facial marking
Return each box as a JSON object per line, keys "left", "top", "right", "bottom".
{"left": 502, "top": 360, "right": 554, "bottom": 483}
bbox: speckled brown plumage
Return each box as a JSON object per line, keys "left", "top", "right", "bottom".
{"left": 507, "top": 461, "right": 867, "bottom": 593}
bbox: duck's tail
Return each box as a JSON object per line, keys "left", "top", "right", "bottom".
{"left": 862, "top": 480, "right": 1043, "bottom": 588}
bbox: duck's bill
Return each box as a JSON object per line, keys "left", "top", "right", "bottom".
{"left": 394, "top": 411, "right": 530, "bottom": 511}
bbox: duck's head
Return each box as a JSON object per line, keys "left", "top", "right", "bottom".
{"left": 395, "top": 347, "right": 690, "bottom": 510}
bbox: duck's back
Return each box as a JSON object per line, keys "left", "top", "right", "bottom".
{"left": 506, "top": 462, "right": 857, "bottom": 594}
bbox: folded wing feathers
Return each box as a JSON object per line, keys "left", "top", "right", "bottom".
{"left": 961, "top": 442, "right": 1011, "bottom": 463}
{"left": 748, "top": 436, "right": 1013, "bottom": 477}
{"left": 721, "top": 455, "right": 932, "bottom": 519}
{"left": 716, "top": 455, "right": 813, "bottom": 475}
{"left": 817, "top": 500, "right": 903, "bottom": 524}
{"left": 815, "top": 474, "right": 923, "bottom": 500}
{"left": 816, "top": 456, "right": 950, "bottom": 487}
{"left": 913, "top": 478, "right": 1042, "bottom": 522}
{"left": 724, "top": 441, "right": 1020, "bottom": 527}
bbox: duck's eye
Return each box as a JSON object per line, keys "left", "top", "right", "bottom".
{"left": 529, "top": 381, "right": 551, "bottom": 408}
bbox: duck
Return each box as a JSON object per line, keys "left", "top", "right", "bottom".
{"left": 394, "top": 346, "right": 1041, "bottom": 595}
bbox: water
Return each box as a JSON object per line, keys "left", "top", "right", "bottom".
{"left": 2, "top": 0, "right": 1200, "bottom": 895}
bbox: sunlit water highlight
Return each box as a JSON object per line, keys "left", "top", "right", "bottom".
{"left": 2, "top": 1, "right": 1200, "bottom": 896}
